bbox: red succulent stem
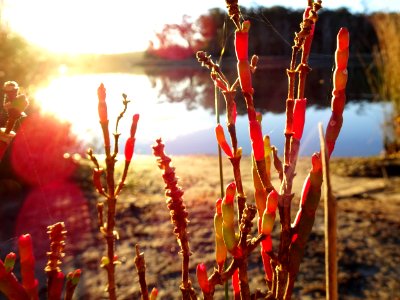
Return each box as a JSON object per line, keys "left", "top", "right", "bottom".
{"left": 64, "top": 269, "right": 81, "bottom": 300}
{"left": 215, "top": 124, "right": 234, "bottom": 158}
{"left": 232, "top": 269, "right": 240, "bottom": 299}
{"left": 206, "top": 232, "right": 265, "bottom": 297}
{"left": 0, "top": 259, "right": 29, "bottom": 300}
{"left": 276, "top": 5, "right": 323, "bottom": 297}
{"left": 286, "top": 154, "right": 323, "bottom": 299}
{"left": 249, "top": 120, "right": 264, "bottom": 161}
{"left": 97, "top": 84, "right": 111, "bottom": 156}
{"left": 196, "top": 263, "right": 211, "bottom": 295}
{"left": 292, "top": 98, "right": 307, "bottom": 140}
{"left": 283, "top": 99, "right": 295, "bottom": 166}
{"left": 116, "top": 114, "right": 139, "bottom": 195}
{"left": 47, "top": 271, "right": 64, "bottom": 300}
{"left": 18, "top": 234, "right": 39, "bottom": 300}
{"left": 149, "top": 288, "right": 158, "bottom": 300}
{"left": 326, "top": 27, "right": 349, "bottom": 157}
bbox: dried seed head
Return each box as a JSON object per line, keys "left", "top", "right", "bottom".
{"left": 153, "top": 139, "right": 190, "bottom": 246}
{"left": 225, "top": 0, "right": 241, "bottom": 28}
{"left": 45, "top": 222, "right": 67, "bottom": 273}
{"left": 196, "top": 51, "right": 213, "bottom": 69}
{"left": 239, "top": 204, "right": 257, "bottom": 234}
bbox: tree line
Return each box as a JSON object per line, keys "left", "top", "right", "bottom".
{"left": 147, "top": 6, "right": 379, "bottom": 61}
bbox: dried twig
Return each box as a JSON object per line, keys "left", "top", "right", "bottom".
{"left": 135, "top": 244, "right": 149, "bottom": 300}
{"left": 153, "top": 139, "right": 197, "bottom": 300}
{"left": 320, "top": 123, "right": 338, "bottom": 300}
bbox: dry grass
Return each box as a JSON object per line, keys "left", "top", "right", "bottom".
{"left": 367, "top": 12, "right": 400, "bottom": 154}
{"left": 369, "top": 13, "right": 400, "bottom": 110}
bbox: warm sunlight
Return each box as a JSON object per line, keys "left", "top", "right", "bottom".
{"left": 33, "top": 73, "right": 215, "bottom": 151}
{"left": 4, "top": 0, "right": 395, "bottom": 54}
{"left": 3, "top": 0, "right": 168, "bottom": 53}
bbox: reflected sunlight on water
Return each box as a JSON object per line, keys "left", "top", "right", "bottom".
{"left": 34, "top": 73, "right": 216, "bottom": 152}
{"left": 33, "top": 73, "right": 388, "bottom": 157}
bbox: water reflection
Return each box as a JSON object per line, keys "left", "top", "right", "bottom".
{"left": 159, "top": 102, "right": 387, "bottom": 157}
{"left": 32, "top": 67, "right": 384, "bottom": 157}
{"left": 34, "top": 73, "right": 215, "bottom": 152}
{"left": 143, "top": 59, "right": 372, "bottom": 114}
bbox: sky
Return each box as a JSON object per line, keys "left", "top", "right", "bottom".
{"left": 2, "top": 0, "right": 400, "bottom": 54}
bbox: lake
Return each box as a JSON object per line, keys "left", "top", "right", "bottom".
{"left": 32, "top": 65, "right": 389, "bottom": 157}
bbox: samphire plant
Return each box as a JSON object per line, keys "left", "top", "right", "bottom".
{"left": 0, "top": 0, "right": 350, "bottom": 299}
{"left": 190, "top": 0, "right": 348, "bottom": 298}
{"left": 0, "top": 222, "right": 81, "bottom": 299}
{"left": 0, "top": 81, "right": 29, "bottom": 162}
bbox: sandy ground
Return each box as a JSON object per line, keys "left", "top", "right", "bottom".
{"left": 0, "top": 155, "right": 399, "bottom": 299}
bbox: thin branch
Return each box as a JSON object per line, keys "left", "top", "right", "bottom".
{"left": 135, "top": 244, "right": 149, "bottom": 300}
{"left": 114, "top": 94, "right": 130, "bottom": 134}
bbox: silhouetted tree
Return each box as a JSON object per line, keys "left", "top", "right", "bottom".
{"left": 147, "top": 14, "right": 216, "bottom": 60}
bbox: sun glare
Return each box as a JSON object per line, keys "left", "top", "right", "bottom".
{"left": 33, "top": 73, "right": 214, "bottom": 148}
{"left": 3, "top": 0, "right": 399, "bottom": 55}
{"left": 3, "top": 0, "right": 180, "bottom": 54}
